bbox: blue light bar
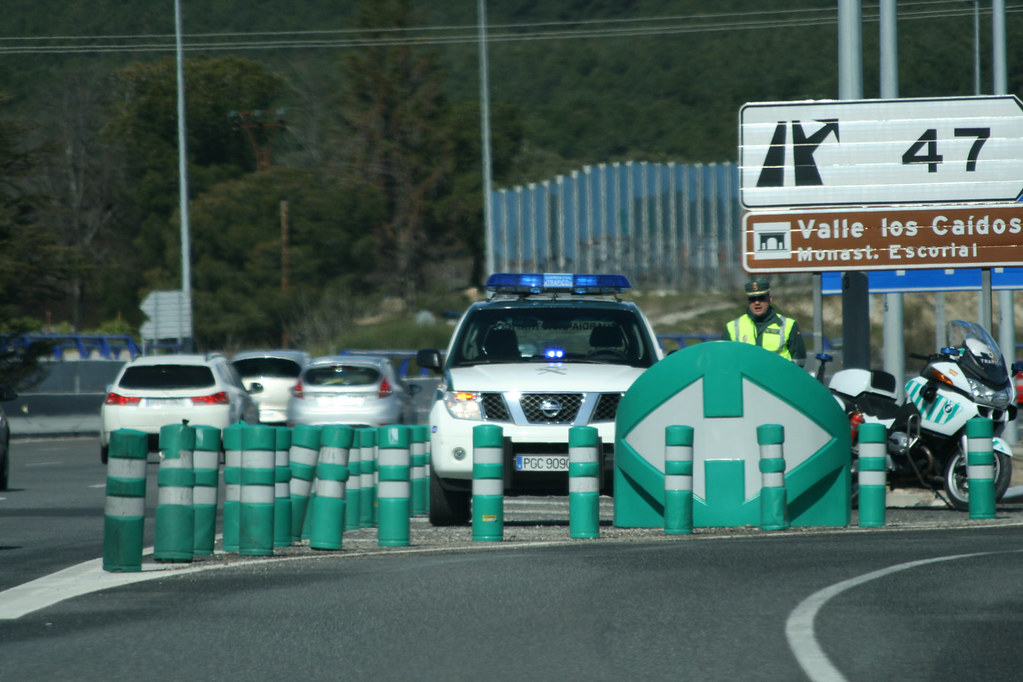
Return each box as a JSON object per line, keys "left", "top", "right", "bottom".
{"left": 485, "top": 273, "right": 631, "bottom": 295}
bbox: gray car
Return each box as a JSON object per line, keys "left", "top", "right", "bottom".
{"left": 232, "top": 349, "right": 311, "bottom": 425}
{"left": 286, "top": 355, "right": 418, "bottom": 428}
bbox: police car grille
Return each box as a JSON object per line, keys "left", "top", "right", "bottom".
{"left": 591, "top": 393, "right": 623, "bottom": 422}
{"left": 520, "top": 393, "right": 582, "bottom": 423}
{"left": 480, "top": 393, "right": 511, "bottom": 421}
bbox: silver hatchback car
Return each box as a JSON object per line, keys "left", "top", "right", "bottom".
{"left": 286, "top": 355, "right": 418, "bottom": 428}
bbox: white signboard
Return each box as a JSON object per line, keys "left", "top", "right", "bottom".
{"left": 140, "top": 290, "right": 192, "bottom": 341}
{"left": 739, "top": 95, "right": 1023, "bottom": 208}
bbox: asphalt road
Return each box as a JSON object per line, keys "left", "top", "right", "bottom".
{"left": 3, "top": 437, "right": 1023, "bottom": 681}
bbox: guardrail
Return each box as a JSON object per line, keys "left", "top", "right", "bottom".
{"left": 0, "top": 334, "right": 142, "bottom": 361}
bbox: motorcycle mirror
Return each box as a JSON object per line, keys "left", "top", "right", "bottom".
{"left": 921, "top": 381, "right": 938, "bottom": 402}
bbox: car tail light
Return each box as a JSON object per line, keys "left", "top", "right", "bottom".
{"left": 105, "top": 392, "right": 141, "bottom": 406}
{"left": 192, "top": 391, "right": 229, "bottom": 405}
{"left": 292, "top": 381, "right": 304, "bottom": 399}
{"left": 378, "top": 378, "right": 393, "bottom": 399}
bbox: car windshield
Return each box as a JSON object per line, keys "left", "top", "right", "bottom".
{"left": 233, "top": 357, "right": 302, "bottom": 379}
{"left": 449, "top": 305, "right": 656, "bottom": 368}
{"left": 119, "top": 365, "right": 216, "bottom": 390}
{"left": 303, "top": 365, "right": 381, "bottom": 387}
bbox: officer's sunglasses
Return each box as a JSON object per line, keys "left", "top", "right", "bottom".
{"left": 748, "top": 294, "right": 769, "bottom": 303}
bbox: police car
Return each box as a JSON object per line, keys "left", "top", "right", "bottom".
{"left": 416, "top": 273, "right": 663, "bottom": 525}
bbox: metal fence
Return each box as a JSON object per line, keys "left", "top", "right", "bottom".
{"left": 489, "top": 161, "right": 746, "bottom": 290}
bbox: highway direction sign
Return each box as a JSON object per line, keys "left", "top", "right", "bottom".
{"left": 743, "top": 203, "right": 1023, "bottom": 273}
{"left": 140, "top": 289, "right": 192, "bottom": 341}
{"left": 740, "top": 96, "right": 1023, "bottom": 208}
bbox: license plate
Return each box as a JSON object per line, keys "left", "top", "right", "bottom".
{"left": 317, "top": 395, "right": 364, "bottom": 407}
{"left": 141, "top": 398, "right": 188, "bottom": 407}
{"left": 515, "top": 455, "right": 569, "bottom": 471}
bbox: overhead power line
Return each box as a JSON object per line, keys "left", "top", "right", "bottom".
{"left": 0, "top": 1, "right": 1020, "bottom": 56}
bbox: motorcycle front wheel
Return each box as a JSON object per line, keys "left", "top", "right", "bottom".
{"left": 943, "top": 449, "right": 1013, "bottom": 511}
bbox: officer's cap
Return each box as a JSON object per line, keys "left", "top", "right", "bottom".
{"left": 745, "top": 279, "right": 770, "bottom": 297}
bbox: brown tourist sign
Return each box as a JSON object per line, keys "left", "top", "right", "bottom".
{"left": 743, "top": 203, "right": 1023, "bottom": 273}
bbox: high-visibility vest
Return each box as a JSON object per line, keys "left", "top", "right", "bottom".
{"left": 727, "top": 314, "right": 795, "bottom": 360}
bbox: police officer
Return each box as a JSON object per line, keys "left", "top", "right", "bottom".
{"left": 723, "top": 279, "right": 806, "bottom": 366}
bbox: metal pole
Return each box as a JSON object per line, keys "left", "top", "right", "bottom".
{"left": 478, "top": 0, "right": 495, "bottom": 279}
{"left": 880, "top": 0, "right": 904, "bottom": 398}
{"left": 175, "top": 0, "right": 193, "bottom": 351}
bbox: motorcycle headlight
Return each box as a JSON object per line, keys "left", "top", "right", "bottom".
{"left": 443, "top": 390, "right": 483, "bottom": 420}
{"left": 966, "top": 376, "right": 1012, "bottom": 410}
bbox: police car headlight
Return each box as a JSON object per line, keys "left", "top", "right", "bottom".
{"left": 444, "top": 390, "right": 483, "bottom": 420}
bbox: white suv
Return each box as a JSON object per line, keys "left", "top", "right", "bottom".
{"left": 416, "top": 273, "right": 663, "bottom": 525}
{"left": 100, "top": 353, "right": 260, "bottom": 462}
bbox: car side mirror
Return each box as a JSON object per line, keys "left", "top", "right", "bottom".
{"left": 407, "top": 383, "right": 422, "bottom": 396}
{"left": 416, "top": 349, "right": 443, "bottom": 371}
{"left": 248, "top": 381, "right": 264, "bottom": 395}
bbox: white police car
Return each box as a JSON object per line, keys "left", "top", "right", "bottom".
{"left": 416, "top": 273, "right": 663, "bottom": 525}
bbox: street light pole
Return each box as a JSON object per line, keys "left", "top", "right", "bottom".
{"left": 478, "top": 0, "right": 495, "bottom": 280}
{"left": 175, "top": 0, "right": 194, "bottom": 351}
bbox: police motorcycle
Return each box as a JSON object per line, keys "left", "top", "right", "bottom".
{"left": 818, "top": 320, "right": 1018, "bottom": 510}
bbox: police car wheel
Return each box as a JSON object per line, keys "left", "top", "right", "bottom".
{"left": 429, "top": 471, "right": 470, "bottom": 526}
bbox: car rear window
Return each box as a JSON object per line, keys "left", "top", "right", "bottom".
{"left": 119, "top": 365, "right": 217, "bottom": 390}
{"left": 232, "top": 358, "right": 302, "bottom": 379}
{"left": 303, "top": 365, "right": 381, "bottom": 387}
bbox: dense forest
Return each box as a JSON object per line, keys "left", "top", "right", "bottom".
{"left": 0, "top": 0, "right": 1020, "bottom": 357}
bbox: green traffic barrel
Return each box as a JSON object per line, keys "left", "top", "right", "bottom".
{"left": 154, "top": 422, "right": 196, "bottom": 562}
{"left": 103, "top": 429, "right": 149, "bottom": 572}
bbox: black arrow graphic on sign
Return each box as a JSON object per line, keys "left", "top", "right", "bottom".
{"left": 756, "top": 121, "right": 787, "bottom": 187}
{"left": 792, "top": 119, "right": 839, "bottom": 185}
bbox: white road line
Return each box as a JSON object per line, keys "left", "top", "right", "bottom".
{"left": 785, "top": 550, "right": 1014, "bottom": 682}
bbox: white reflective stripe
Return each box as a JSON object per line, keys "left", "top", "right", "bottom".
{"left": 319, "top": 446, "right": 349, "bottom": 467}
{"left": 411, "top": 442, "right": 426, "bottom": 456}
{"left": 290, "top": 478, "right": 312, "bottom": 497}
{"left": 242, "top": 449, "right": 274, "bottom": 469}
{"left": 569, "top": 446, "right": 598, "bottom": 464}
{"left": 158, "top": 486, "right": 193, "bottom": 506}
{"left": 275, "top": 481, "right": 290, "bottom": 497}
{"left": 858, "top": 441, "right": 886, "bottom": 458}
{"left": 290, "top": 446, "right": 318, "bottom": 467}
{"left": 241, "top": 486, "right": 276, "bottom": 504}
{"left": 192, "top": 451, "right": 219, "bottom": 471}
{"left": 473, "top": 478, "right": 504, "bottom": 496}
{"left": 759, "top": 444, "right": 784, "bottom": 460}
{"left": 345, "top": 479, "right": 360, "bottom": 494}
{"left": 193, "top": 487, "right": 218, "bottom": 506}
{"left": 473, "top": 446, "right": 503, "bottom": 465}
{"left": 968, "top": 465, "right": 994, "bottom": 481}
{"left": 275, "top": 449, "right": 290, "bottom": 467}
{"left": 858, "top": 470, "right": 887, "bottom": 487}
{"left": 106, "top": 458, "right": 147, "bottom": 480}
{"left": 411, "top": 466, "right": 426, "bottom": 480}
{"left": 360, "top": 472, "right": 373, "bottom": 488}
{"left": 225, "top": 449, "right": 242, "bottom": 468}
{"left": 225, "top": 483, "right": 241, "bottom": 502}
{"left": 348, "top": 447, "right": 363, "bottom": 465}
{"left": 105, "top": 495, "right": 146, "bottom": 518}
{"left": 665, "top": 474, "right": 692, "bottom": 492}
{"left": 160, "top": 453, "right": 193, "bottom": 470}
{"left": 664, "top": 444, "right": 693, "bottom": 463}
{"left": 378, "top": 449, "right": 410, "bottom": 467}
{"left": 317, "top": 479, "right": 345, "bottom": 499}
{"left": 378, "top": 481, "right": 410, "bottom": 499}
{"left": 761, "top": 472, "right": 785, "bottom": 488}
{"left": 968, "top": 437, "right": 993, "bottom": 454}
{"left": 569, "top": 477, "right": 599, "bottom": 494}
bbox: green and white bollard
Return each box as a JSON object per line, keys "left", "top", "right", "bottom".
{"left": 273, "top": 427, "right": 292, "bottom": 548}
{"left": 192, "top": 425, "right": 222, "bottom": 555}
{"left": 222, "top": 422, "right": 245, "bottom": 552}
{"left": 568, "top": 426, "right": 600, "bottom": 539}
{"left": 240, "top": 424, "right": 276, "bottom": 556}
{"left": 103, "top": 429, "right": 149, "bottom": 572}
{"left": 966, "top": 418, "right": 996, "bottom": 520}
{"left": 309, "top": 425, "right": 353, "bottom": 551}
{"left": 154, "top": 422, "right": 196, "bottom": 563}
{"left": 410, "top": 425, "right": 429, "bottom": 516}
{"left": 288, "top": 425, "right": 321, "bottom": 543}
{"left": 344, "top": 431, "right": 363, "bottom": 531}
{"left": 377, "top": 425, "right": 411, "bottom": 547}
{"left": 472, "top": 424, "right": 504, "bottom": 542}
{"left": 664, "top": 425, "right": 694, "bottom": 535}
{"left": 857, "top": 422, "right": 887, "bottom": 527}
{"left": 757, "top": 424, "right": 789, "bottom": 531}
{"left": 359, "top": 428, "right": 376, "bottom": 528}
